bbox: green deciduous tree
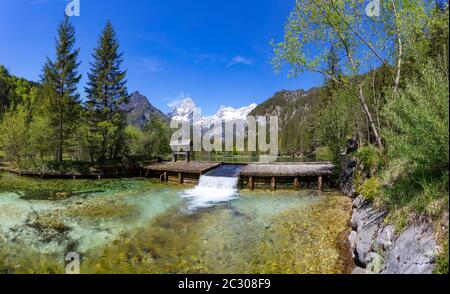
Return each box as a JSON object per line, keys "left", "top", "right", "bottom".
{"left": 142, "top": 116, "right": 171, "bottom": 157}
{"left": 0, "top": 106, "right": 29, "bottom": 166}
{"left": 125, "top": 117, "right": 171, "bottom": 158}
{"left": 272, "top": 0, "right": 440, "bottom": 149}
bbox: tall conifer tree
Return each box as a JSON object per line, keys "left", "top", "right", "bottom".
{"left": 85, "top": 22, "right": 129, "bottom": 161}
{"left": 41, "top": 16, "right": 81, "bottom": 162}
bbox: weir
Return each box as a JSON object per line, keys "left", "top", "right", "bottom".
{"left": 143, "top": 161, "right": 334, "bottom": 190}
{"left": 181, "top": 165, "right": 245, "bottom": 209}
{"left": 203, "top": 164, "right": 246, "bottom": 178}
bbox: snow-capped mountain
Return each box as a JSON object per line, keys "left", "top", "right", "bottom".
{"left": 169, "top": 97, "right": 257, "bottom": 125}
{"left": 168, "top": 98, "right": 202, "bottom": 122}
{"left": 210, "top": 103, "right": 258, "bottom": 122}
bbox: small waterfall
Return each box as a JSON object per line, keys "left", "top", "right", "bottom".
{"left": 198, "top": 175, "right": 239, "bottom": 189}
{"left": 181, "top": 175, "right": 239, "bottom": 209}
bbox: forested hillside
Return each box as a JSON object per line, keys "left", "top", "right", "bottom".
{"left": 251, "top": 88, "right": 324, "bottom": 156}
{"left": 0, "top": 65, "right": 39, "bottom": 116}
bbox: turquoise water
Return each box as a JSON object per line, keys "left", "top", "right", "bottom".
{"left": 0, "top": 172, "right": 352, "bottom": 274}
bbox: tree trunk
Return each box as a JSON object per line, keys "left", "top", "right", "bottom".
{"left": 58, "top": 110, "right": 63, "bottom": 162}
{"left": 392, "top": 0, "right": 403, "bottom": 94}
{"left": 358, "top": 85, "right": 383, "bottom": 148}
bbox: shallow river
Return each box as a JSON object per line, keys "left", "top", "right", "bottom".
{"left": 0, "top": 172, "right": 352, "bottom": 274}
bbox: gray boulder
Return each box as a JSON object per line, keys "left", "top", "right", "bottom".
{"left": 381, "top": 224, "right": 436, "bottom": 274}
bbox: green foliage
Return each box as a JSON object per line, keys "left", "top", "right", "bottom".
{"left": 250, "top": 88, "right": 324, "bottom": 156}
{"left": 142, "top": 116, "right": 171, "bottom": 157}
{"left": 0, "top": 106, "right": 29, "bottom": 166}
{"left": 0, "top": 65, "right": 40, "bottom": 116}
{"left": 315, "top": 146, "right": 333, "bottom": 162}
{"left": 434, "top": 238, "right": 449, "bottom": 274}
{"left": 125, "top": 116, "right": 171, "bottom": 158}
{"left": 356, "top": 176, "right": 383, "bottom": 202}
{"left": 0, "top": 106, "right": 52, "bottom": 169}
{"left": 372, "top": 59, "right": 449, "bottom": 225}
{"left": 356, "top": 145, "right": 383, "bottom": 176}
{"left": 382, "top": 61, "right": 449, "bottom": 175}
{"left": 85, "top": 22, "right": 129, "bottom": 162}
{"left": 382, "top": 166, "right": 449, "bottom": 231}
{"left": 125, "top": 125, "right": 146, "bottom": 156}
{"left": 41, "top": 16, "right": 82, "bottom": 162}
{"left": 317, "top": 89, "right": 360, "bottom": 159}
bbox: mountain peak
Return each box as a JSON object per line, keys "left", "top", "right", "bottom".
{"left": 124, "top": 91, "right": 168, "bottom": 128}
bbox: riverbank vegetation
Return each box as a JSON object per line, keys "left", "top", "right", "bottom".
{"left": 273, "top": 0, "right": 448, "bottom": 272}
{"left": 0, "top": 17, "right": 171, "bottom": 174}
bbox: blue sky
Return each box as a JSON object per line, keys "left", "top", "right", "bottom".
{"left": 0, "top": 0, "right": 323, "bottom": 115}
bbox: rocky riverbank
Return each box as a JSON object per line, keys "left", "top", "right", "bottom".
{"left": 340, "top": 148, "right": 440, "bottom": 274}
{"left": 349, "top": 195, "right": 437, "bottom": 274}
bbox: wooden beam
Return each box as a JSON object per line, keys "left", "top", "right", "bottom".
{"left": 294, "top": 177, "right": 300, "bottom": 189}
{"left": 178, "top": 172, "right": 183, "bottom": 184}
{"left": 160, "top": 173, "right": 165, "bottom": 182}
{"left": 318, "top": 176, "right": 323, "bottom": 191}
{"left": 271, "top": 177, "right": 276, "bottom": 191}
{"left": 164, "top": 172, "right": 168, "bottom": 181}
{"left": 248, "top": 176, "right": 254, "bottom": 190}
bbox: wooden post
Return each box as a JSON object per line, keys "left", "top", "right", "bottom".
{"left": 248, "top": 176, "right": 254, "bottom": 190}
{"left": 294, "top": 177, "right": 300, "bottom": 189}
{"left": 271, "top": 177, "right": 276, "bottom": 191}
{"left": 318, "top": 176, "right": 323, "bottom": 191}
{"left": 164, "top": 172, "right": 168, "bottom": 181}
{"left": 178, "top": 172, "right": 183, "bottom": 184}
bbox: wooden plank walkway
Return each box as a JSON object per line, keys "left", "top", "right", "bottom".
{"left": 240, "top": 162, "right": 333, "bottom": 177}
{"left": 144, "top": 161, "right": 221, "bottom": 174}
{"left": 143, "top": 161, "right": 222, "bottom": 183}
{"left": 240, "top": 162, "right": 334, "bottom": 191}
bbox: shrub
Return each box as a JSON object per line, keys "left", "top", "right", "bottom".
{"left": 382, "top": 61, "right": 449, "bottom": 176}
{"left": 315, "top": 146, "right": 334, "bottom": 161}
{"left": 356, "top": 176, "right": 383, "bottom": 202}
{"left": 434, "top": 239, "right": 449, "bottom": 274}
{"left": 356, "top": 145, "right": 383, "bottom": 176}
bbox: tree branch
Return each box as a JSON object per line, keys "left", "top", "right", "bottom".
{"left": 324, "top": 0, "right": 395, "bottom": 79}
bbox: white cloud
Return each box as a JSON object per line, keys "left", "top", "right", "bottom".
{"left": 193, "top": 53, "right": 224, "bottom": 66}
{"left": 228, "top": 55, "right": 253, "bottom": 66}
{"left": 142, "top": 58, "right": 162, "bottom": 72}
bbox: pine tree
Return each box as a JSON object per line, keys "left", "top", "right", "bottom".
{"left": 85, "top": 22, "right": 129, "bottom": 162}
{"left": 41, "top": 16, "right": 81, "bottom": 162}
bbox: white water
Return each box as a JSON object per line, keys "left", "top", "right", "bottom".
{"left": 181, "top": 175, "right": 239, "bottom": 209}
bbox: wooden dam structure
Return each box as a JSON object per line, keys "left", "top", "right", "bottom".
{"left": 143, "top": 161, "right": 334, "bottom": 190}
